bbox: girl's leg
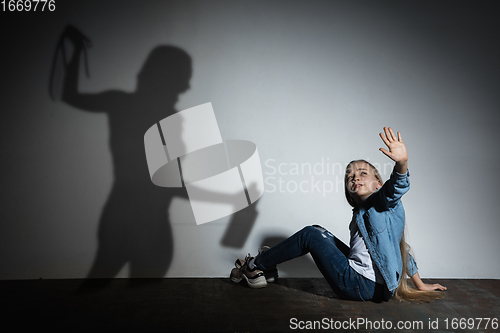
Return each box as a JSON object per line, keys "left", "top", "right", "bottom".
{"left": 255, "top": 225, "right": 375, "bottom": 301}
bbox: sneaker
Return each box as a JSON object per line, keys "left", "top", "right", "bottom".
{"left": 230, "top": 267, "right": 243, "bottom": 284}
{"left": 231, "top": 254, "right": 267, "bottom": 289}
{"left": 263, "top": 267, "right": 279, "bottom": 283}
{"left": 234, "top": 246, "right": 279, "bottom": 283}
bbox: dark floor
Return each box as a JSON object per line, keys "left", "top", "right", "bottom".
{"left": 1, "top": 278, "right": 499, "bottom": 332}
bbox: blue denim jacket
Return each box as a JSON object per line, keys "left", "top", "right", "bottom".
{"left": 354, "top": 168, "right": 417, "bottom": 293}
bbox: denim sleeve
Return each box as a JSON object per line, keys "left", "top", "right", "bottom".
{"left": 406, "top": 252, "right": 418, "bottom": 277}
{"left": 378, "top": 168, "right": 410, "bottom": 209}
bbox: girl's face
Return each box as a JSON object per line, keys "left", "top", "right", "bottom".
{"left": 345, "top": 162, "right": 382, "bottom": 204}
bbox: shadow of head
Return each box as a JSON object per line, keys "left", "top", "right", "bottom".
{"left": 137, "top": 45, "right": 192, "bottom": 99}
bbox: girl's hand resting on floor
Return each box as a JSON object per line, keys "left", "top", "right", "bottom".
{"left": 411, "top": 272, "right": 447, "bottom": 292}
{"left": 418, "top": 282, "right": 447, "bottom": 291}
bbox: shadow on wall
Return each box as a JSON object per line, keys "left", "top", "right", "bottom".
{"left": 50, "top": 26, "right": 260, "bottom": 287}
{"left": 51, "top": 26, "right": 193, "bottom": 287}
{"left": 220, "top": 198, "right": 259, "bottom": 248}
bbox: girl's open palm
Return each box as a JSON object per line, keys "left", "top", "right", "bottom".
{"left": 379, "top": 127, "right": 408, "bottom": 163}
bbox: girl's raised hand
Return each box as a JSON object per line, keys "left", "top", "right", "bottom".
{"left": 379, "top": 127, "right": 408, "bottom": 174}
{"left": 379, "top": 127, "right": 408, "bottom": 163}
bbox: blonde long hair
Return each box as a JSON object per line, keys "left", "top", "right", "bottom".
{"left": 396, "top": 232, "right": 443, "bottom": 302}
{"left": 345, "top": 160, "right": 443, "bottom": 302}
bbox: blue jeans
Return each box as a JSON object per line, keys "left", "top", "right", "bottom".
{"left": 254, "top": 225, "right": 381, "bottom": 301}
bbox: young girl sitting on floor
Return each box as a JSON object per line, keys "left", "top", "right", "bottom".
{"left": 230, "top": 127, "right": 446, "bottom": 302}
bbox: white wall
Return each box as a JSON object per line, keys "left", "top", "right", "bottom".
{"left": 1, "top": 0, "right": 499, "bottom": 280}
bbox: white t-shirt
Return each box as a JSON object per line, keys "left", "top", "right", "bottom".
{"left": 348, "top": 215, "right": 384, "bottom": 284}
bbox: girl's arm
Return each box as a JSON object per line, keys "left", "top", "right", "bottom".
{"left": 410, "top": 272, "right": 447, "bottom": 291}
{"left": 379, "top": 127, "right": 408, "bottom": 174}
{"left": 373, "top": 127, "right": 410, "bottom": 209}
{"left": 60, "top": 26, "right": 121, "bottom": 112}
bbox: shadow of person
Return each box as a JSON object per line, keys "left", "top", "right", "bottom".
{"left": 52, "top": 26, "right": 192, "bottom": 288}
{"left": 220, "top": 183, "right": 260, "bottom": 248}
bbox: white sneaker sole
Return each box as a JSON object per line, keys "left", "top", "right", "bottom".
{"left": 230, "top": 275, "right": 243, "bottom": 284}
{"left": 242, "top": 274, "right": 267, "bottom": 289}
{"left": 235, "top": 261, "right": 277, "bottom": 283}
